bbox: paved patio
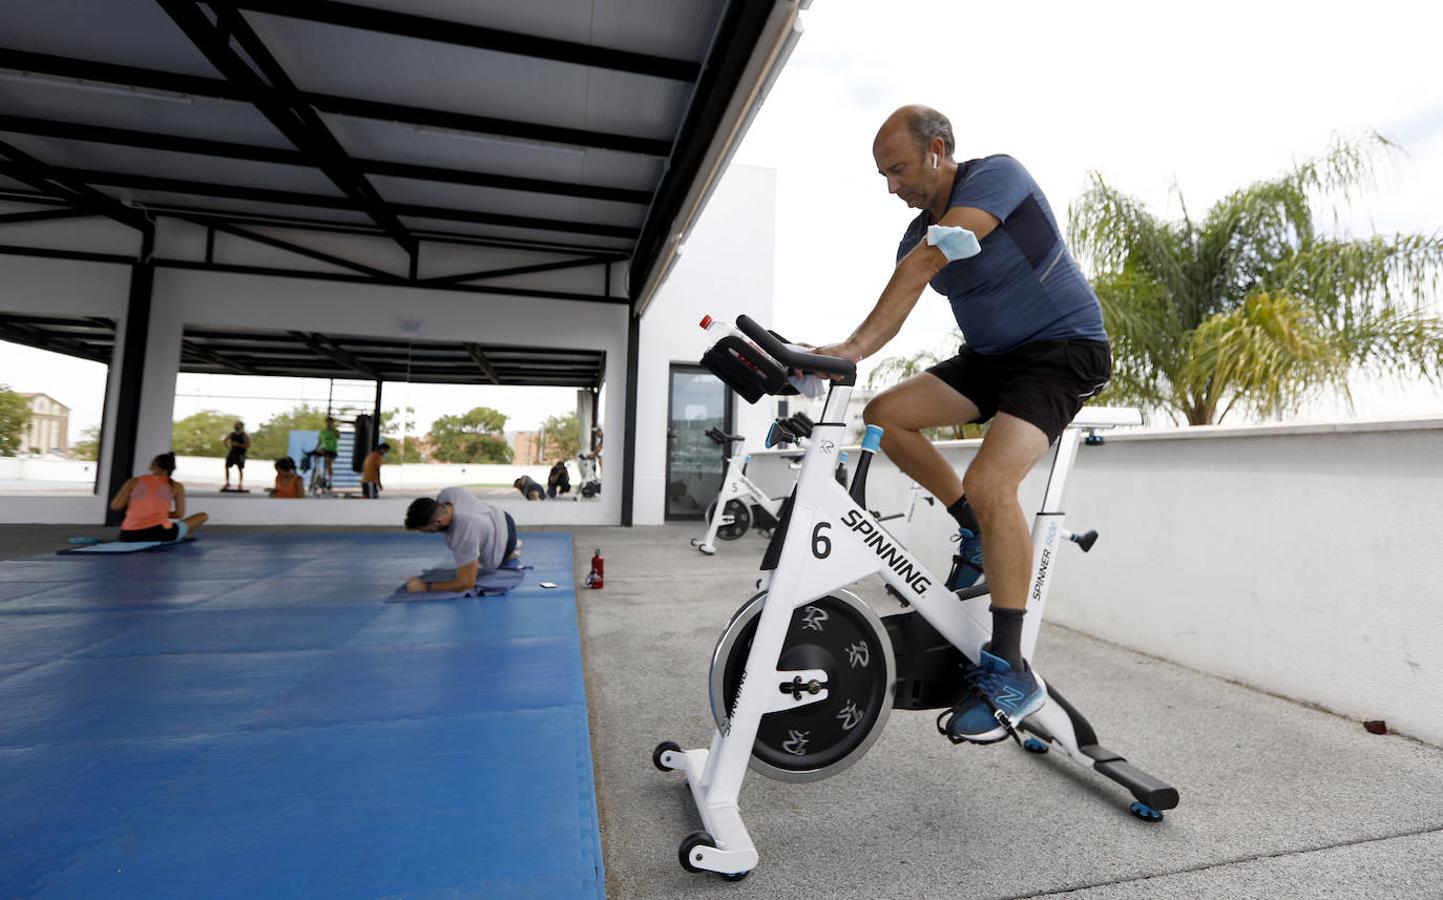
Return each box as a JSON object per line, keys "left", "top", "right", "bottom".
{"left": 570, "top": 524, "right": 1443, "bottom": 899}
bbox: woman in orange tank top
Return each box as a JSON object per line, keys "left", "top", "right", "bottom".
{"left": 110, "top": 452, "right": 210, "bottom": 542}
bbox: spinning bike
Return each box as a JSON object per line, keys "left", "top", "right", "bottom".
{"left": 695, "top": 413, "right": 932, "bottom": 555}
{"left": 653, "top": 316, "right": 1178, "bottom": 879}
{"left": 693, "top": 413, "right": 815, "bottom": 553}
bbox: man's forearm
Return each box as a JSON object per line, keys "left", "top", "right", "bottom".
{"left": 844, "top": 252, "right": 942, "bottom": 359}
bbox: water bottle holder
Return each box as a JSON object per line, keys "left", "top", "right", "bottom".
{"left": 701, "top": 335, "right": 796, "bottom": 404}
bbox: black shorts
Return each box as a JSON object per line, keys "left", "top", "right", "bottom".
{"left": 225, "top": 448, "right": 247, "bottom": 469}
{"left": 120, "top": 523, "right": 179, "bottom": 543}
{"left": 320, "top": 449, "right": 338, "bottom": 460}
{"left": 926, "top": 340, "right": 1112, "bottom": 444}
{"left": 502, "top": 512, "right": 518, "bottom": 561}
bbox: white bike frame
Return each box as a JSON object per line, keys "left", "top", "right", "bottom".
{"left": 695, "top": 449, "right": 794, "bottom": 552}
{"left": 660, "top": 381, "right": 1143, "bottom": 876}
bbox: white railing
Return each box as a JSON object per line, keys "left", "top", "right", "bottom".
{"left": 746, "top": 415, "right": 1443, "bottom": 747}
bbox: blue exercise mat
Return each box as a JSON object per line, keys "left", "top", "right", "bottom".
{"left": 386, "top": 563, "right": 529, "bottom": 602}
{"left": 57, "top": 537, "right": 195, "bottom": 555}
{"left": 0, "top": 531, "right": 603, "bottom": 899}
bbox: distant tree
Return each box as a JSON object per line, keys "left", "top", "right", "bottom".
{"left": 428, "top": 406, "right": 512, "bottom": 463}
{"left": 71, "top": 424, "right": 101, "bottom": 461}
{"left": 378, "top": 406, "right": 425, "bottom": 464}
{"left": 0, "top": 386, "right": 31, "bottom": 456}
{"left": 539, "top": 411, "right": 581, "bottom": 460}
{"left": 1070, "top": 134, "right": 1443, "bottom": 424}
{"left": 171, "top": 409, "right": 237, "bottom": 457}
{"left": 250, "top": 403, "right": 330, "bottom": 461}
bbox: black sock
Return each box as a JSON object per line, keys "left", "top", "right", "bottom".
{"left": 946, "top": 495, "right": 980, "bottom": 534}
{"left": 989, "top": 606, "right": 1026, "bottom": 671}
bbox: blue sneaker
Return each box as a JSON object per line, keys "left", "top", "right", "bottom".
{"left": 936, "top": 650, "right": 1046, "bottom": 745}
{"left": 946, "top": 527, "right": 985, "bottom": 590}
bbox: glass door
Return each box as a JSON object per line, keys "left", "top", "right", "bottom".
{"left": 665, "top": 365, "right": 730, "bottom": 521}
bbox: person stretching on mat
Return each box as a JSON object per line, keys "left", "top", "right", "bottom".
{"left": 222, "top": 420, "right": 249, "bottom": 490}
{"left": 809, "top": 105, "right": 1111, "bottom": 746}
{"left": 403, "top": 488, "right": 519, "bottom": 593}
{"left": 110, "top": 452, "right": 210, "bottom": 542}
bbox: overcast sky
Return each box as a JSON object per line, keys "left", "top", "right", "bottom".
{"left": 729, "top": 0, "right": 1443, "bottom": 422}
{"left": 5, "top": 0, "right": 1442, "bottom": 440}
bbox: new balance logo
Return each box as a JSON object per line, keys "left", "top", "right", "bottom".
{"left": 995, "top": 685, "right": 1026, "bottom": 710}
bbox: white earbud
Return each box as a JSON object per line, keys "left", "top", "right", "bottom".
{"left": 931, "top": 153, "right": 939, "bottom": 169}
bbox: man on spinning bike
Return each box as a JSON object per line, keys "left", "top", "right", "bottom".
{"left": 812, "top": 106, "right": 1111, "bottom": 745}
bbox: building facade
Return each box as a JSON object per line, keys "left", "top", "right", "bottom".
{"left": 19, "top": 393, "right": 69, "bottom": 455}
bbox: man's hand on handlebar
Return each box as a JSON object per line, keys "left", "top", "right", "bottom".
{"left": 798, "top": 341, "right": 863, "bottom": 381}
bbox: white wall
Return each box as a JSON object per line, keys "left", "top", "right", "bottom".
{"left": 129, "top": 267, "right": 629, "bottom": 527}
{"left": 746, "top": 416, "right": 1443, "bottom": 746}
{"left": 633, "top": 164, "right": 777, "bottom": 524}
{"left": 0, "top": 255, "right": 132, "bottom": 523}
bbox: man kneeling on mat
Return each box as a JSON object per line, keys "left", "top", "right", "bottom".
{"left": 110, "top": 452, "right": 210, "bottom": 542}
{"left": 403, "top": 488, "right": 519, "bottom": 593}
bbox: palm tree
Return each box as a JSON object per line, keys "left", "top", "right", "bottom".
{"left": 1069, "top": 135, "right": 1443, "bottom": 425}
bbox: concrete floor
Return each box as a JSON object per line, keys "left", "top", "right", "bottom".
{"left": 4, "top": 523, "right": 1441, "bottom": 898}
{"left": 570, "top": 523, "right": 1443, "bottom": 900}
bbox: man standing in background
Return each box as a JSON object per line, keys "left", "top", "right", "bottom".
{"left": 222, "top": 420, "right": 250, "bottom": 491}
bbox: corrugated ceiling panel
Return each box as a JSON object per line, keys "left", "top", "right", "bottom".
{"left": 242, "top": 13, "right": 688, "bottom": 141}
{"left": 0, "top": 135, "right": 343, "bottom": 196}
{"left": 399, "top": 215, "right": 633, "bottom": 252}
{"left": 0, "top": 81, "right": 294, "bottom": 149}
{"left": 339, "top": 0, "right": 726, "bottom": 61}
{"left": 320, "top": 114, "right": 663, "bottom": 194}
{"left": 112, "top": 190, "right": 374, "bottom": 226}
{"left": 366, "top": 175, "right": 644, "bottom": 228}
{"left": 0, "top": 0, "right": 221, "bottom": 78}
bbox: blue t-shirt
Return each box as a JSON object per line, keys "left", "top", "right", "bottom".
{"left": 897, "top": 155, "right": 1107, "bottom": 354}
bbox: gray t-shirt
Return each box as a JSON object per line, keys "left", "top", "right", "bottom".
{"left": 436, "top": 487, "right": 508, "bottom": 572}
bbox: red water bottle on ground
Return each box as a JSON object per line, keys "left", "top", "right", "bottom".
{"left": 587, "top": 548, "right": 604, "bottom": 589}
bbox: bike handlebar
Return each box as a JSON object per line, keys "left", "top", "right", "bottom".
{"left": 735, "top": 315, "right": 857, "bottom": 383}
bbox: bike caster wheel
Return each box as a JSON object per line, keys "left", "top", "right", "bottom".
{"left": 678, "top": 831, "right": 748, "bottom": 880}
{"left": 697, "top": 544, "right": 716, "bottom": 555}
{"left": 652, "top": 740, "right": 681, "bottom": 772}
{"left": 1129, "top": 801, "right": 1164, "bottom": 823}
{"left": 1022, "top": 737, "right": 1049, "bottom": 754}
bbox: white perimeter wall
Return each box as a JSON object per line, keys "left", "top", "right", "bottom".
{"left": 746, "top": 417, "right": 1443, "bottom": 746}
{"left": 633, "top": 164, "right": 776, "bottom": 524}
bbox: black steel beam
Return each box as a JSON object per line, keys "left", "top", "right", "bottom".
{"left": 621, "top": 310, "right": 640, "bottom": 525}
{"left": 0, "top": 138, "right": 149, "bottom": 231}
{"left": 106, "top": 231, "right": 155, "bottom": 526}
{"left": 0, "top": 319, "right": 109, "bottom": 362}
{"left": 156, "top": 1, "right": 417, "bottom": 254}
{"left": 215, "top": 0, "right": 700, "bottom": 81}
{"left": 192, "top": 216, "right": 399, "bottom": 280}
{"left": 180, "top": 338, "right": 263, "bottom": 376}
{"left": 426, "top": 256, "right": 610, "bottom": 286}
{"left": 290, "top": 331, "right": 382, "bottom": 379}
{"left": 0, "top": 164, "right": 641, "bottom": 239}
{"left": 0, "top": 207, "right": 92, "bottom": 226}
{"left": 0, "top": 47, "right": 671, "bottom": 157}
{"left": 463, "top": 343, "right": 502, "bottom": 385}
{"left": 629, "top": 0, "right": 778, "bottom": 302}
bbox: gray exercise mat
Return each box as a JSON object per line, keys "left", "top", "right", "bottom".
{"left": 386, "top": 563, "right": 529, "bottom": 602}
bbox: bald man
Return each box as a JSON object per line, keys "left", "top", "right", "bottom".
{"left": 813, "top": 106, "right": 1111, "bottom": 745}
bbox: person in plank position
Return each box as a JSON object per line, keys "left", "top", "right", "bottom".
{"left": 403, "top": 488, "right": 519, "bottom": 593}
{"left": 811, "top": 105, "right": 1111, "bottom": 744}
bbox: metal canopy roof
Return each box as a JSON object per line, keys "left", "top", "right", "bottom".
{"left": 0, "top": 0, "right": 795, "bottom": 307}
{"left": 0, "top": 312, "right": 606, "bottom": 388}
